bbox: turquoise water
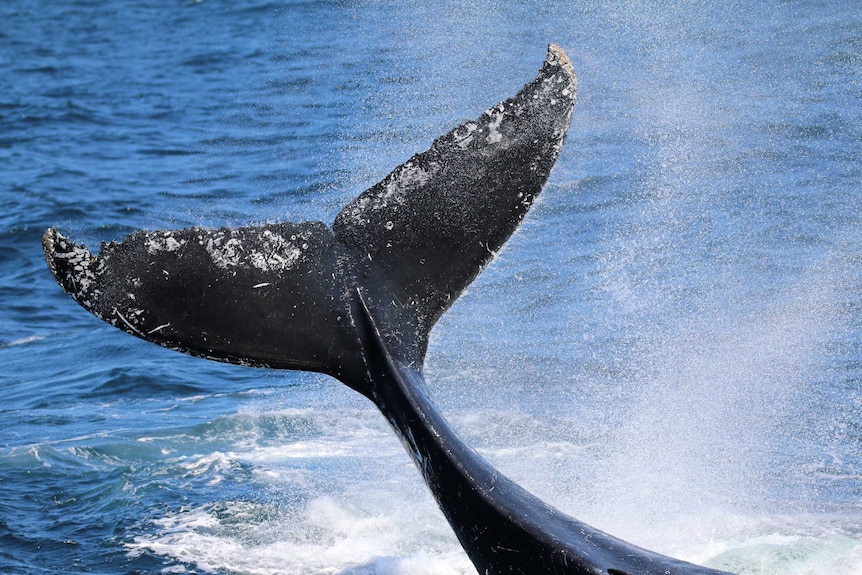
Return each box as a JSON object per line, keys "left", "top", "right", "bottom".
{"left": 1, "top": 1, "right": 861, "bottom": 574}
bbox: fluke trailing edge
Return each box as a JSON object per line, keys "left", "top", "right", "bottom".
{"left": 44, "top": 45, "right": 732, "bottom": 575}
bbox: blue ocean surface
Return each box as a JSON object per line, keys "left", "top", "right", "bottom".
{"left": 1, "top": 1, "right": 861, "bottom": 574}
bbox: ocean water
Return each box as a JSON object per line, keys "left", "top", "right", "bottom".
{"left": 1, "top": 1, "right": 861, "bottom": 574}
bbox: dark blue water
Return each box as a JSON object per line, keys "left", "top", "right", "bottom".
{"left": 2, "top": 2, "right": 861, "bottom": 574}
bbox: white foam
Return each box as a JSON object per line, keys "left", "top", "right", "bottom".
{"left": 128, "top": 487, "right": 474, "bottom": 575}
{"left": 124, "top": 369, "right": 862, "bottom": 575}
{"left": 124, "top": 402, "right": 473, "bottom": 573}
{"left": 703, "top": 527, "right": 862, "bottom": 575}
{"left": 5, "top": 335, "right": 45, "bottom": 347}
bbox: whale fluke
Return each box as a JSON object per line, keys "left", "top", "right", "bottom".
{"left": 43, "top": 45, "right": 576, "bottom": 395}
{"left": 44, "top": 45, "right": 733, "bottom": 575}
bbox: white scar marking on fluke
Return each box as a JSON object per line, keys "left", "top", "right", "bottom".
{"left": 52, "top": 238, "right": 98, "bottom": 294}
{"left": 113, "top": 308, "right": 145, "bottom": 337}
{"left": 204, "top": 231, "right": 243, "bottom": 269}
{"left": 343, "top": 161, "right": 433, "bottom": 226}
{"left": 485, "top": 104, "right": 507, "bottom": 145}
{"left": 147, "top": 323, "right": 170, "bottom": 335}
{"left": 204, "top": 229, "right": 306, "bottom": 272}
{"left": 146, "top": 231, "right": 185, "bottom": 254}
{"left": 454, "top": 121, "right": 478, "bottom": 149}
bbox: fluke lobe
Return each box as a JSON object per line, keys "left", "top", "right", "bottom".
{"left": 44, "top": 45, "right": 732, "bottom": 575}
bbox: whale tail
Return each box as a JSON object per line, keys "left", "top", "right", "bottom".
{"left": 43, "top": 44, "right": 577, "bottom": 398}
{"left": 43, "top": 46, "right": 736, "bottom": 575}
